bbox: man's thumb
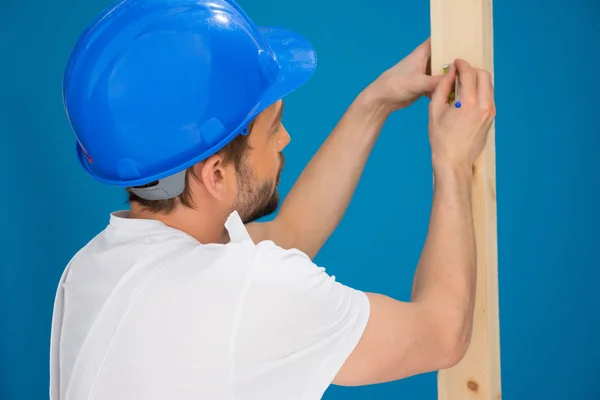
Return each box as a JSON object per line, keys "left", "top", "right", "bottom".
{"left": 425, "top": 75, "right": 443, "bottom": 92}
{"left": 430, "top": 64, "right": 456, "bottom": 111}
{"left": 416, "top": 75, "right": 442, "bottom": 99}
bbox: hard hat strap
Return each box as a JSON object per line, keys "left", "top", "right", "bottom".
{"left": 129, "top": 169, "right": 187, "bottom": 201}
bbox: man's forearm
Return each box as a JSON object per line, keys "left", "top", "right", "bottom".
{"left": 410, "top": 164, "right": 477, "bottom": 349}
{"left": 273, "top": 92, "right": 389, "bottom": 258}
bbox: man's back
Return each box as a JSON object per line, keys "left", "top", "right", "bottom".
{"left": 51, "top": 211, "right": 370, "bottom": 400}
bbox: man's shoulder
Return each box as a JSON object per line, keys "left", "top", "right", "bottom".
{"left": 253, "top": 239, "right": 312, "bottom": 261}
{"left": 249, "top": 239, "right": 323, "bottom": 275}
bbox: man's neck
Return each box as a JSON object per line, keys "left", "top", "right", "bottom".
{"left": 129, "top": 203, "right": 231, "bottom": 244}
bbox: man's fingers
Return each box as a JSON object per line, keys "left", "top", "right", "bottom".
{"left": 454, "top": 59, "right": 477, "bottom": 105}
{"left": 412, "top": 37, "right": 431, "bottom": 56}
{"left": 476, "top": 69, "right": 495, "bottom": 112}
{"left": 406, "top": 37, "right": 431, "bottom": 67}
{"left": 430, "top": 63, "right": 456, "bottom": 113}
{"left": 420, "top": 37, "right": 431, "bottom": 56}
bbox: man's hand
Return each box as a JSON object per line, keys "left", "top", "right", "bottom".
{"left": 428, "top": 59, "right": 496, "bottom": 171}
{"left": 364, "top": 37, "right": 442, "bottom": 113}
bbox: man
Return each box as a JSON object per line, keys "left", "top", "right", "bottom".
{"left": 50, "top": 0, "right": 496, "bottom": 398}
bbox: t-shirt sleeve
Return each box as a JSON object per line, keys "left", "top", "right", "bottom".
{"left": 232, "top": 241, "right": 370, "bottom": 400}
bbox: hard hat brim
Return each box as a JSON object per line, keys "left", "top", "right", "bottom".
{"left": 254, "top": 26, "right": 318, "bottom": 113}
{"left": 76, "top": 26, "right": 317, "bottom": 188}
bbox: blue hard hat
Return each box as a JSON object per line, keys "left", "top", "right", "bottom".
{"left": 63, "top": 0, "right": 316, "bottom": 198}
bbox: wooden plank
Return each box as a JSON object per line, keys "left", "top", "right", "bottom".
{"left": 429, "top": 0, "right": 502, "bottom": 399}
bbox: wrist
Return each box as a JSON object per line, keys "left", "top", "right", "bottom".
{"left": 432, "top": 160, "right": 473, "bottom": 185}
{"left": 353, "top": 86, "right": 393, "bottom": 122}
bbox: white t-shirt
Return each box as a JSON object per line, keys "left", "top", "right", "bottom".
{"left": 49, "top": 210, "right": 370, "bottom": 400}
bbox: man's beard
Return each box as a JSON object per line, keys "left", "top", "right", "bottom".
{"left": 234, "top": 154, "right": 284, "bottom": 224}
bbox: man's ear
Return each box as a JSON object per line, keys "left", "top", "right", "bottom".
{"left": 194, "top": 154, "right": 230, "bottom": 200}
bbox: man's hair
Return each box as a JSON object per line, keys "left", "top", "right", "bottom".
{"left": 127, "top": 120, "right": 255, "bottom": 213}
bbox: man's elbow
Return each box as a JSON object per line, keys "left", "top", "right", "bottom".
{"left": 437, "top": 312, "right": 473, "bottom": 369}
{"left": 439, "top": 338, "right": 469, "bottom": 369}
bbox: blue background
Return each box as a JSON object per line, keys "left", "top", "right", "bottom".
{"left": 1, "top": 0, "right": 599, "bottom": 398}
